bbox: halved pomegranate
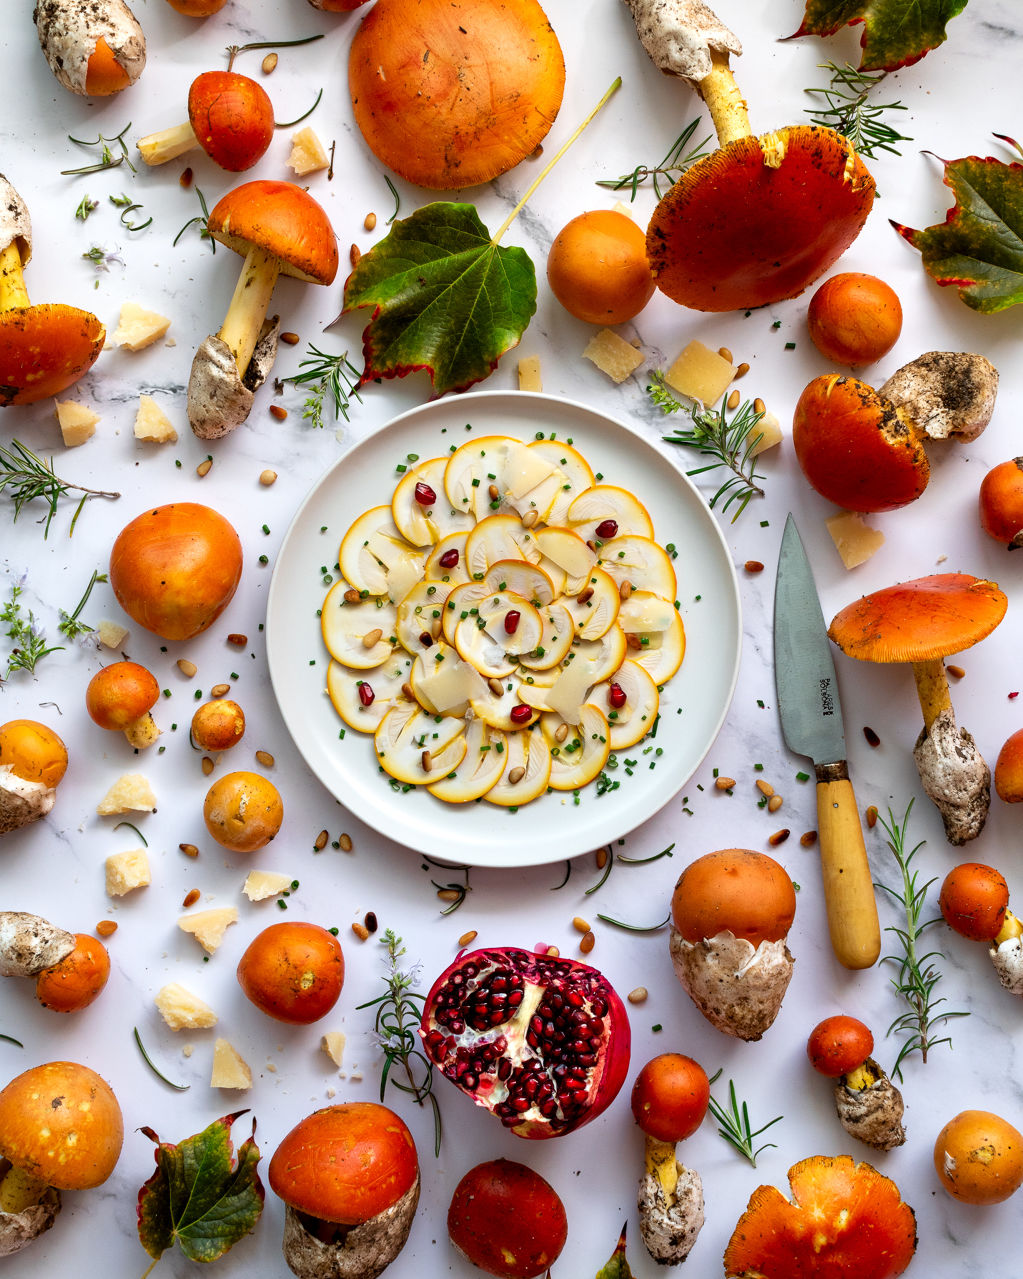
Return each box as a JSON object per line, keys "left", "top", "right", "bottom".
{"left": 419, "top": 945, "right": 631, "bottom": 1139}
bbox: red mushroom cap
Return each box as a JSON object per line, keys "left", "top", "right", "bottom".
{"left": 0, "top": 304, "right": 105, "bottom": 406}
{"left": 207, "top": 181, "right": 338, "bottom": 285}
{"left": 187, "top": 71, "right": 275, "bottom": 172}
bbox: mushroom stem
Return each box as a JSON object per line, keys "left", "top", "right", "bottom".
{"left": 995, "top": 910, "right": 1023, "bottom": 946}
{"left": 136, "top": 121, "right": 198, "bottom": 166}
{"left": 0, "top": 244, "right": 29, "bottom": 310}
{"left": 218, "top": 245, "right": 281, "bottom": 377}
{"left": 644, "top": 1134, "right": 679, "bottom": 1202}
{"left": 912, "top": 658, "right": 953, "bottom": 733}
{"left": 698, "top": 50, "right": 750, "bottom": 145}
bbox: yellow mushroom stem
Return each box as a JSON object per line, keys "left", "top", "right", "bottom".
{"left": 697, "top": 49, "right": 750, "bottom": 146}
{"left": 0, "top": 1162, "right": 51, "bottom": 1213}
{"left": 136, "top": 122, "right": 199, "bottom": 167}
{"left": 843, "top": 1061, "right": 878, "bottom": 1091}
{"left": 218, "top": 245, "right": 281, "bottom": 378}
{"left": 644, "top": 1134, "right": 680, "bottom": 1203}
{"left": 0, "top": 242, "right": 30, "bottom": 310}
{"left": 123, "top": 710, "right": 160, "bottom": 751}
{"left": 995, "top": 909, "right": 1023, "bottom": 947}
{"left": 911, "top": 658, "right": 954, "bottom": 734}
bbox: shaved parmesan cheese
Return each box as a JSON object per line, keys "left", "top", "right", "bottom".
{"left": 55, "top": 399, "right": 99, "bottom": 446}
{"left": 826, "top": 510, "right": 885, "bottom": 569}
{"left": 155, "top": 983, "right": 218, "bottom": 1031}
{"left": 178, "top": 907, "right": 238, "bottom": 954}
{"left": 210, "top": 1037, "right": 252, "bottom": 1089}
{"left": 97, "top": 773, "right": 156, "bottom": 815}
{"left": 112, "top": 301, "right": 171, "bottom": 351}
{"left": 105, "top": 848, "right": 151, "bottom": 896}
{"left": 665, "top": 340, "right": 735, "bottom": 405}
{"left": 583, "top": 328, "right": 644, "bottom": 383}
{"left": 242, "top": 870, "right": 294, "bottom": 902}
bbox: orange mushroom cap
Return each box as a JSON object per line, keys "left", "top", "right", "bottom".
{"left": 85, "top": 661, "right": 160, "bottom": 731}
{"left": 827, "top": 574, "right": 1007, "bottom": 664}
{"left": 348, "top": 0, "right": 565, "bottom": 190}
{"left": 647, "top": 126, "right": 875, "bottom": 312}
{"left": 0, "top": 304, "right": 105, "bottom": 406}
{"left": 207, "top": 181, "right": 338, "bottom": 285}
{"left": 724, "top": 1154, "right": 916, "bottom": 1279}
{"left": 187, "top": 71, "right": 274, "bottom": 172}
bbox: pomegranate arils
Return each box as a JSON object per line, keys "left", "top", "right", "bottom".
{"left": 358, "top": 682, "right": 375, "bottom": 706}
{"left": 595, "top": 518, "right": 619, "bottom": 540}
{"left": 414, "top": 481, "right": 437, "bottom": 506}
{"left": 419, "top": 631, "right": 434, "bottom": 648}
{"left": 509, "top": 704, "right": 532, "bottom": 725}
{"left": 438, "top": 548, "right": 460, "bottom": 569}
{"left": 608, "top": 681, "right": 627, "bottom": 709}
{"left": 504, "top": 610, "right": 521, "bottom": 635}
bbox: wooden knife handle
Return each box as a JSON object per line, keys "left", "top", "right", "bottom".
{"left": 815, "top": 775, "right": 881, "bottom": 969}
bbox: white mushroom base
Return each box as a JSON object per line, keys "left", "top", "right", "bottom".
{"left": 668, "top": 928, "right": 793, "bottom": 1041}
{"left": 834, "top": 1060, "right": 906, "bottom": 1150}
{"left": 0, "top": 768, "right": 56, "bottom": 836}
{"left": 990, "top": 936, "right": 1023, "bottom": 997}
{"left": 281, "top": 1172, "right": 420, "bottom": 1279}
{"left": 637, "top": 1163, "right": 704, "bottom": 1265}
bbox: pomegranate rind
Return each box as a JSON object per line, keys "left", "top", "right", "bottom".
{"left": 420, "top": 945, "right": 631, "bottom": 1138}
{"left": 669, "top": 929, "right": 793, "bottom": 1041}
{"left": 723, "top": 1154, "right": 917, "bottom": 1279}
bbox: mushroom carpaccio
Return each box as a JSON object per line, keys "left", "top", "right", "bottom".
{"left": 723, "top": 1155, "right": 917, "bottom": 1279}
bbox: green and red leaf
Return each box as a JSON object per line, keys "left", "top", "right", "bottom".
{"left": 137, "top": 1110, "right": 264, "bottom": 1268}
{"left": 342, "top": 202, "right": 537, "bottom": 400}
{"left": 596, "top": 1223, "right": 636, "bottom": 1279}
{"left": 892, "top": 144, "right": 1023, "bottom": 312}
{"left": 790, "top": 0, "right": 969, "bottom": 71}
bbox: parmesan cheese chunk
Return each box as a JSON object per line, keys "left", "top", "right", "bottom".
{"left": 583, "top": 329, "right": 644, "bottom": 384}
{"left": 133, "top": 394, "right": 178, "bottom": 443}
{"left": 825, "top": 510, "right": 886, "bottom": 569}
{"left": 112, "top": 302, "right": 171, "bottom": 351}
{"left": 105, "top": 847, "right": 151, "bottom": 896}
{"left": 748, "top": 410, "right": 783, "bottom": 455}
{"left": 287, "top": 126, "right": 330, "bottom": 176}
{"left": 178, "top": 907, "right": 238, "bottom": 954}
{"left": 517, "top": 355, "right": 542, "bottom": 392}
{"left": 55, "top": 400, "right": 99, "bottom": 446}
{"left": 664, "top": 340, "right": 735, "bottom": 405}
{"left": 155, "top": 982, "right": 218, "bottom": 1031}
{"left": 321, "top": 1031, "right": 346, "bottom": 1067}
{"left": 210, "top": 1037, "right": 252, "bottom": 1089}
{"left": 242, "top": 870, "right": 294, "bottom": 902}
{"left": 97, "top": 773, "right": 157, "bottom": 816}
{"left": 96, "top": 619, "right": 129, "bottom": 648}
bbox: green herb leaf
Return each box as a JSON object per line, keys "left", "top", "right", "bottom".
{"left": 804, "top": 61, "right": 910, "bottom": 159}
{"left": 596, "top": 1223, "right": 636, "bottom": 1278}
{"left": 136, "top": 1111, "right": 264, "bottom": 1267}
{"left": 789, "top": 0, "right": 969, "bottom": 72}
{"left": 342, "top": 202, "right": 536, "bottom": 398}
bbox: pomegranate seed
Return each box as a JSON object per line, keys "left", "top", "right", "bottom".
{"left": 608, "top": 682, "right": 626, "bottom": 709}
{"left": 419, "top": 631, "right": 434, "bottom": 647}
{"left": 414, "top": 481, "right": 437, "bottom": 506}
{"left": 510, "top": 704, "right": 532, "bottom": 725}
{"left": 595, "top": 519, "right": 618, "bottom": 540}
{"left": 439, "top": 548, "right": 460, "bottom": 568}
{"left": 504, "top": 610, "right": 521, "bottom": 635}
{"left": 358, "top": 682, "right": 375, "bottom": 707}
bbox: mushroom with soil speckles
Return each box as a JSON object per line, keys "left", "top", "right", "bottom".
{"left": 0, "top": 720, "right": 68, "bottom": 835}
{"left": 34, "top": 0, "right": 145, "bottom": 96}
{"left": 828, "top": 574, "right": 1007, "bottom": 844}
{"left": 85, "top": 661, "right": 161, "bottom": 749}
{"left": 939, "top": 861, "right": 1023, "bottom": 997}
{"left": 625, "top": 0, "right": 874, "bottom": 311}
{"left": 0, "top": 176, "right": 104, "bottom": 406}
{"left": 806, "top": 1015, "right": 906, "bottom": 1151}
{"left": 137, "top": 71, "right": 274, "bottom": 171}
{"left": 187, "top": 180, "right": 338, "bottom": 440}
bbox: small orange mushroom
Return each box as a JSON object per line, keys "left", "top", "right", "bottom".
{"left": 806, "top": 1016, "right": 905, "bottom": 1150}
{"left": 137, "top": 71, "right": 274, "bottom": 171}
{"left": 996, "top": 728, "right": 1023, "bottom": 801}
{"left": 85, "top": 661, "right": 161, "bottom": 749}
{"left": 0, "top": 720, "right": 68, "bottom": 835}
{"left": 939, "top": 862, "right": 1023, "bottom": 998}
{"left": 829, "top": 574, "right": 1007, "bottom": 844}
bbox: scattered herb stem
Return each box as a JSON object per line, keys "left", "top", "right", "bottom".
{"left": 282, "top": 343, "right": 362, "bottom": 426}
{"left": 276, "top": 88, "right": 323, "bottom": 129}
{"left": 58, "top": 569, "right": 107, "bottom": 639}
{"left": 0, "top": 439, "right": 120, "bottom": 537}
{"left": 596, "top": 118, "right": 711, "bottom": 200}
{"left": 708, "top": 1071, "right": 782, "bottom": 1166}
{"left": 62, "top": 121, "right": 135, "bottom": 175}
{"left": 225, "top": 33, "right": 324, "bottom": 70}
{"left": 173, "top": 186, "right": 216, "bottom": 254}
{"left": 805, "top": 61, "right": 910, "bottom": 159}
{"left": 133, "top": 1027, "right": 190, "bottom": 1091}
{"left": 0, "top": 1033, "right": 24, "bottom": 1048}
{"left": 595, "top": 912, "right": 670, "bottom": 932}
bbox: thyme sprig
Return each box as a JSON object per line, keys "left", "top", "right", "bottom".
{"left": 282, "top": 343, "right": 362, "bottom": 427}
{"left": 805, "top": 62, "right": 911, "bottom": 159}
{"left": 58, "top": 569, "right": 107, "bottom": 640}
{"left": 876, "top": 801, "right": 967, "bottom": 1081}
{"left": 708, "top": 1071, "right": 782, "bottom": 1166}
{"left": 2, "top": 584, "right": 63, "bottom": 679}
{"left": 357, "top": 930, "right": 442, "bottom": 1155}
{"left": 82, "top": 245, "right": 125, "bottom": 273}
{"left": 596, "top": 119, "right": 712, "bottom": 201}
{"left": 0, "top": 440, "right": 120, "bottom": 537}
{"left": 62, "top": 122, "right": 135, "bottom": 175}
{"left": 173, "top": 186, "right": 216, "bottom": 254}
{"left": 652, "top": 375, "right": 766, "bottom": 520}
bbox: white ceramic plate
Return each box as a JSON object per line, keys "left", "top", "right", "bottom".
{"left": 266, "top": 391, "right": 741, "bottom": 866}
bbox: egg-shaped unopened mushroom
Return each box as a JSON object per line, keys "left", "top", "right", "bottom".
{"left": 85, "top": 661, "right": 161, "bottom": 749}
{"left": 0, "top": 720, "right": 68, "bottom": 836}
{"left": 136, "top": 71, "right": 274, "bottom": 171}
{"left": 807, "top": 1016, "right": 905, "bottom": 1150}
{"left": 35, "top": 0, "right": 145, "bottom": 97}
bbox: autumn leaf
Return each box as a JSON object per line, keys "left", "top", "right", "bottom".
{"left": 789, "top": 0, "right": 969, "bottom": 72}
{"left": 596, "top": 1223, "right": 636, "bottom": 1279}
{"left": 342, "top": 202, "right": 537, "bottom": 399}
{"left": 136, "top": 1110, "right": 264, "bottom": 1272}
{"left": 892, "top": 142, "right": 1023, "bottom": 313}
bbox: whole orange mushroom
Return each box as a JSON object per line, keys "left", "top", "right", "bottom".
{"left": 35, "top": 934, "right": 111, "bottom": 1013}
{"left": 547, "top": 211, "right": 655, "bottom": 325}
{"left": 935, "top": 1110, "right": 1023, "bottom": 1205}
{"left": 85, "top": 661, "right": 161, "bottom": 749}
{"left": 203, "top": 771, "right": 283, "bottom": 851}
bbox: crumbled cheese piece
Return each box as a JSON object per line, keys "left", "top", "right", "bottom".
{"left": 287, "top": 126, "right": 330, "bottom": 176}
{"left": 112, "top": 301, "right": 171, "bottom": 351}
{"left": 55, "top": 400, "right": 99, "bottom": 446}
{"left": 105, "top": 847, "right": 151, "bottom": 896}
{"left": 321, "top": 1031, "right": 346, "bottom": 1067}
{"left": 210, "top": 1037, "right": 251, "bottom": 1089}
{"left": 96, "top": 619, "right": 129, "bottom": 648}
{"left": 748, "top": 410, "right": 783, "bottom": 455}
{"left": 133, "top": 394, "right": 178, "bottom": 443}
{"left": 178, "top": 907, "right": 238, "bottom": 954}
{"left": 664, "top": 339, "right": 735, "bottom": 405}
{"left": 242, "top": 870, "right": 294, "bottom": 902}
{"left": 182, "top": 1044, "right": 194, "bottom": 1057}
{"left": 97, "top": 773, "right": 157, "bottom": 815}
{"left": 155, "top": 982, "right": 218, "bottom": 1030}
{"left": 517, "top": 355, "right": 542, "bottom": 392}
{"left": 583, "top": 329, "right": 644, "bottom": 383}
{"left": 825, "top": 510, "right": 886, "bottom": 569}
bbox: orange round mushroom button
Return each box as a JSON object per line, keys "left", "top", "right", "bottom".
{"left": 203, "top": 771, "right": 283, "bottom": 851}
{"left": 85, "top": 661, "right": 160, "bottom": 732}
{"left": 207, "top": 181, "right": 339, "bottom": 286}
{"left": 187, "top": 72, "right": 274, "bottom": 172}
{"left": 164, "top": 0, "right": 230, "bottom": 15}
{"left": 995, "top": 728, "right": 1023, "bottom": 803}
{"left": 934, "top": 1110, "right": 1023, "bottom": 1205}
{"left": 35, "top": 934, "right": 111, "bottom": 1013}
{"left": 348, "top": 0, "right": 565, "bottom": 190}
{"left": 806, "top": 1015, "right": 874, "bottom": 1078}
{"left": 0, "top": 1061, "right": 123, "bottom": 1190}
{"left": 0, "top": 720, "right": 68, "bottom": 788}
{"left": 630, "top": 1053, "right": 710, "bottom": 1144}
{"left": 191, "top": 699, "right": 245, "bottom": 752}
{"left": 671, "top": 849, "right": 796, "bottom": 946}
{"left": 269, "top": 1101, "right": 418, "bottom": 1226}
{"left": 237, "top": 921, "right": 344, "bottom": 1024}
{"left": 806, "top": 273, "right": 903, "bottom": 367}
{"left": 547, "top": 211, "right": 656, "bottom": 325}
{"left": 939, "top": 863, "right": 1010, "bottom": 941}
{"left": 980, "top": 458, "right": 1023, "bottom": 548}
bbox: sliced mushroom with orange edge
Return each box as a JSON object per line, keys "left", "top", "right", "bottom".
{"left": 339, "top": 507, "right": 426, "bottom": 600}
{"left": 625, "top": 0, "right": 875, "bottom": 311}
{"left": 424, "top": 531, "right": 470, "bottom": 583}
{"left": 829, "top": 573, "right": 1008, "bottom": 845}
{"left": 465, "top": 515, "right": 542, "bottom": 578}
{"left": 474, "top": 592, "right": 544, "bottom": 657}
{"left": 444, "top": 436, "right": 520, "bottom": 521}
{"left": 484, "top": 726, "right": 552, "bottom": 806}
{"left": 469, "top": 673, "right": 541, "bottom": 732}
{"left": 428, "top": 716, "right": 508, "bottom": 802}
{"left": 519, "top": 601, "right": 575, "bottom": 671}
{"left": 598, "top": 536, "right": 678, "bottom": 599}
{"left": 567, "top": 484, "right": 654, "bottom": 543}
{"left": 394, "top": 581, "right": 448, "bottom": 655}
{"left": 188, "top": 180, "right": 338, "bottom": 440}
{"left": 0, "top": 177, "right": 104, "bottom": 407}
{"left": 374, "top": 701, "right": 467, "bottom": 785}
{"left": 589, "top": 660, "right": 660, "bottom": 750}
{"left": 483, "top": 560, "right": 557, "bottom": 608}
{"left": 326, "top": 657, "right": 411, "bottom": 733}
{"left": 619, "top": 593, "right": 687, "bottom": 684}
{"left": 440, "top": 581, "right": 492, "bottom": 645}
{"left": 321, "top": 582, "right": 397, "bottom": 669}
{"left": 542, "top": 704, "right": 611, "bottom": 791}
{"left": 562, "top": 567, "right": 621, "bottom": 640}
{"left": 391, "top": 458, "right": 473, "bottom": 546}
{"left": 529, "top": 439, "right": 595, "bottom": 525}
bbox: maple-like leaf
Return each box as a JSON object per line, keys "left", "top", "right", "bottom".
{"left": 892, "top": 142, "right": 1023, "bottom": 313}
{"left": 596, "top": 1223, "right": 636, "bottom": 1279}
{"left": 789, "top": 0, "right": 969, "bottom": 72}
{"left": 342, "top": 202, "right": 537, "bottom": 399}
{"left": 136, "top": 1110, "right": 264, "bottom": 1271}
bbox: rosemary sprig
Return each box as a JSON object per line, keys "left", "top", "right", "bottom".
{"left": 173, "top": 187, "right": 216, "bottom": 253}
{"left": 282, "top": 343, "right": 362, "bottom": 427}
{"left": 0, "top": 1033, "right": 23, "bottom": 1047}
{"left": 356, "top": 930, "right": 442, "bottom": 1155}
{"left": 595, "top": 912, "right": 670, "bottom": 932}
{"left": 276, "top": 88, "right": 323, "bottom": 129}
{"left": 0, "top": 439, "right": 120, "bottom": 537}
{"left": 708, "top": 1071, "right": 782, "bottom": 1166}
{"left": 384, "top": 175, "right": 401, "bottom": 225}
{"left": 2, "top": 584, "right": 63, "bottom": 679}
{"left": 62, "top": 122, "right": 135, "bottom": 175}
{"left": 58, "top": 569, "right": 107, "bottom": 639}
{"left": 805, "top": 62, "right": 911, "bottom": 160}
{"left": 652, "top": 374, "right": 765, "bottom": 520}
{"left": 226, "top": 33, "right": 324, "bottom": 70}
{"left": 133, "top": 1027, "right": 190, "bottom": 1091}
{"left": 109, "top": 193, "right": 151, "bottom": 231}
{"left": 596, "top": 119, "right": 712, "bottom": 201}
{"left": 421, "top": 855, "right": 471, "bottom": 914}
{"left": 876, "top": 801, "right": 967, "bottom": 1081}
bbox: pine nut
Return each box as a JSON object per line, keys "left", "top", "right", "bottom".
{"left": 210, "top": 683, "right": 230, "bottom": 697}
{"left": 280, "top": 332, "right": 300, "bottom": 346}
{"left": 735, "top": 361, "right": 750, "bottom": 378}
{"left": 626, "top": 633, "right": 642, "bottom": 650}
{"left": 754, "top": 397, "right": 766, "bottom": 415}
{"left": 458, "top": 930, "right": 478, "bottom": 947}
{"left": 755, "top": 779, "right": 774, "bottom": 797}
{"left": 800, "top": 831, "right": 818, "bottom": 847}
{"left": 314, "top": 829, "right": 329, "bottom": 851}
{"left": 768, "top": 828, "right": 790, "bottom": 846}
{"left": 339, "top": 833, "right": 353, "bottom": 852}
{"left": 947, "top": 664, "right": 966, "bottom": 679}
{"left": 352, "top": 921, "right": 370, "bottom": 941}
{"left": 768, "top": 794, "right": 783, "bottom": 813}
{"left": 177, "top": 659, "right": 197, "bottom": 678}
{"left": 96, "top": 920, "right": 118, "bottom": 937}
{"left": 421, "top": 750, "right": 432, "bottom": 773}
{"left": 726, "top": 388, "right": 740, "bottom": 410}
{"left": 577, "top": 586, "right": 594, "bottom": 604}
{"left": 595, "top": 846, "right": 608, "bottom": 869}
{"left": 627, "top": 986, "right": 647, "bottom": 1004}
{"left": 255, "top": 750, "right": 275, "bottom": 768}
{"left": 261, "top": 52, "right": 278, "bottom": 73}
{"left": 488, "top": 483, "right": 500, "bottom": 500}
{"left": 401, "top": 682, "right": 415, "bottom": 700}
{"left": 196, "top": 458, "right": 212, "bottom": 477}
{"left": 364, "top": 212, "right": 377, "bottom": 231}
{"left": 865, "top": 805, "right": 879, "bottom": 828}
{"left": 227, "top": 633, "right": 248, "bottom": 646}
{"left": 546, "top": 945, "right": 560, "bottom": 957}
{"left": 437, "top": 888, "right": 461, "bottom": 902}
{"left": 269, "top": 404, "right": 287, "bottom": 421}
{"left": 362, "top": 628, "right": 383, "bottom": 648}
{"left": 201, "top": 756, "right": 214, "bottom": 776}
{"left": 488, "top": 677, "right": 504, "bottom": 697}
{"left": 572, "top": 916, "right": 591, "bottom": 933}
{"left": 344, "top": 588, "right": 361, "bottom": 604}
{"left": 718, "top": 346, "right": 733, "bottom": 363}
{"left": 715, "top": 776, "right": 735, "bottom": 790}
{"left": 579, "top": 930, "right": 595, "bottom": 954}
{"left": 179, "top": 843, "right": 199, "bottom": 858}
{"left": 521, "top": 510, "right": 538, "bottom": 528}
{"left": 431, "top": 616, "right": 442, "bottom": 638}
{"left": 507, "top": 765, "right": 526, "bottom": 785}
{"left": 745, "top": 560, "right": 765, "bottom": 574}
{"left": 259, "top": 469, "right": 278, "bottom": 487}
{"left": 182, "top": 888, "right": 200, "bottom": 908}
{"left": 350, "top": 243, "right": 361, "bottom": 268}
{"left": 555, "top": 723, "right": 570, "bottom": 743}
{"left": 619, "top": 580, "right": 633, "bottom": 600}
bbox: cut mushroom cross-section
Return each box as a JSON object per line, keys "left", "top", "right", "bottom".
{"left": 374, "top": 701, "right": 467, "bottom": 785}
{"left": 321, "top": 583, "right": 398, "bottom": 669}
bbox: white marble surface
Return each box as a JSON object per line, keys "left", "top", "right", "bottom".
{"left": 2, "top": 0, "right": 1022, "bottom": 1275}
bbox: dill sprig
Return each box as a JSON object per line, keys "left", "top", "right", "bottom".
{"left": 282, "top": 343, "right": 362, "bottom": 427}
{"left": 356, "top": 930, "right": 442, "bottom": 1155}
{"left": 596, "top": 119, "right": 712, "bottom": 201}
{"left": 62, "top": 121, "right": 135, "bottom": 175}
{"left": 805, "top": 62, "right": 911, "bottom": 159}
{"left": 2, "top": 584, "right": 63, "bottom": 679}
{"left": 58, "top": 569, "right": 107, "bottom": 640}
{"left": 876, "top": 801, "right": 967, "bottom": 1081}
{"left": 0, "top": 440, "right": 120, "bottom": 537}
{"left": 708, "top": 1072, "right": 782, "bottom": 1166}
{"left": 652, "top": 374, "right": 765, "bottom": 520}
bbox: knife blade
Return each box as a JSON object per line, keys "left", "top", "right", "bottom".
{"left": 774, "top": 513, "right": 880, "bottom": 970}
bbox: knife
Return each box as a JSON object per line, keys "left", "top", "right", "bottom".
{"left": 774, "top": 514, "right": 881, "bottom": 970}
